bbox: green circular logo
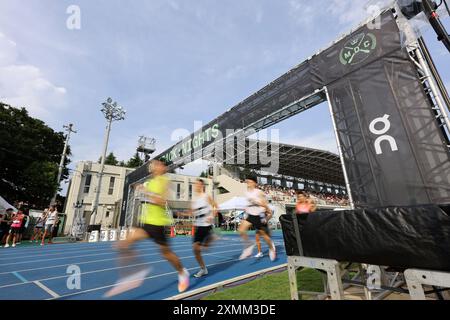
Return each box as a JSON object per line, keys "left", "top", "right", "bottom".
{"left": 339, "top": 33, "right": 377, "bottom": 66}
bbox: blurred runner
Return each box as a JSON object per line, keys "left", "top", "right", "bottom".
{"left": 239, "top": 175, "right": 276, "bottom": 261}
{"left": 104, "top": 159, "right": 189, "bottom": 298}
{"left": 184, "top": 179, "right": 218, "bottom": 278}
{"left": 254, "top": 203, "right": 273, "bottom": 259}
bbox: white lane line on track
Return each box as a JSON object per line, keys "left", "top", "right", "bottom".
{"left": 0, "top": 242, "right": 193, "bottom": 261}
{"left": 48, "top": 257, "right": 242, "bottom": 300}
{"left": 50, "top": 250, "right": 287, "bottom": 300}
{"left": 0, "top": 242, "right": 281, "bottom": 275}
{"left": 0, "top": 248, "right": 247, "bottom": 292}
{"left": 0, "top": 242, "right": 198, "bottom": 266}
{"left": 34, "top": 281, "right": 61, "bottom": 298}
{"left": 0, "top": 238, "right": 193, "bottom": 257}
{"left": 0, "top": 247, "right": 286, "bottom": 295}
{"left": 0, "top": 242, "right": 242, "bottom": 275}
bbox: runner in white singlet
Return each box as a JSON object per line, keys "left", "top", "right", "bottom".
{"left": 238, "top": 175, "right": 276, "bottom": 261}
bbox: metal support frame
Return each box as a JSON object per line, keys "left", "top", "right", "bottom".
{"left": 287, "top": 256, "right": 344, "bottom": 300}
{"left": 405, "top": 269, "right": 450, "bottom": 300}
{"left": 324, "top": 86, "right": 355, "bottom": 209}
{"left": 409, "top": 41, "right": 450, "bottom": 141}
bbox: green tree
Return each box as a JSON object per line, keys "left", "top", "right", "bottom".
{"left": 127, "top": 152, "right": 144, "bottom": 168}
{"left": 103, "top": 152, "right": 119, "bottom": 166}
{"left": 0, "top": 103, "right": 71, "bottom": 208}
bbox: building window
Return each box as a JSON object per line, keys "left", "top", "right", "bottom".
{"left": 176, "top": 184, "right": 181, "bottom": 199}
{"left": 105, "top": 211, "right": 110, "bottom": 218}
{"left": 188, "top": 184, "right": 193, "bottom": 200}
{"left": 108, "top": 177, "right": 115, "bottom": 195}
{"left": 84, "top": 174, "right": 92, "bottom": 194}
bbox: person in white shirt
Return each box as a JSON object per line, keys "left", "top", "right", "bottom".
{"left": 41, "top": 205, "right": 58, "bottom": 245}
{"left": 239, "top": 175, "right": 276, "bottom": 261}
{"left": 179, "top": 179, "right": 218, "bottom": 278}
{"left": 191, "top": 179, "right": 218, "bottom": 278}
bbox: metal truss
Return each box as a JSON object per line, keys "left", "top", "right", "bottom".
{"left": 405, "top": 269, "right": 450, "bottom": 300}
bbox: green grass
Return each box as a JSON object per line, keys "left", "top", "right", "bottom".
{"left": 203, "top": 268, "right": 324, "bottom": 300}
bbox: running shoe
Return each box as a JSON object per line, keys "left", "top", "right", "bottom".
{"left": 269, "top": 243, "right": 277, "bottom": 261}
{"left": 12, "top": 244, "right": 16, "bottom": 248}
{"left": 178, "top": 268, "right": 190, "bottom": 292}
{"left": 16, "top": 242, "right": 21, "bottom": 245}
{"left": 254, "top": 252, "right": 263, "bottom": 258}
{"left": 103, "top": 267, "right": 151, "bottom": 298}
{"left": 4, "top": 244, "right": 9, "bottom": 248}
{"left": 239, "top": 244, "right": 255, "bottom": 260}
{"left": 194, "top": 268, "right": 208, "bottom": 278}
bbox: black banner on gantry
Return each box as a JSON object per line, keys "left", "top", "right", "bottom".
{"left": 121, "top": 10, "right": 450, "bottom": 224}
{"left": 322, "top": 13, "right": 450, "bottom": 207}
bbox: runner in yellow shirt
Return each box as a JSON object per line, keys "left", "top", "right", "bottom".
{"left": 104, "top": 159, "right": 189, "bottom": 297}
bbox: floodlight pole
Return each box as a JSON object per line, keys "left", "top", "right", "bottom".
{"left": 89, "top": 98, "right": 126, "bottom": 226}
{"left": 51, "top": 123, "right": 76, "bottom": 205}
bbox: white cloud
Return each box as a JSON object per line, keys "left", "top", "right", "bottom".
{"left": 255, "top": 9, "right": 263, "bottom": 24}
{"left": 0, "top": 32, "right": 67, "bottom": 119}
{"left": 167, "top": 0, "right": 180, "bottom": 11}
{"left": 225, "top": 65, "right": 247, "bottom": 79}
{"left": 288, "top": 1, "right": 315, "bottom": 27}
{"left": 327, "top": 0, "right": 395, "bottom": 27}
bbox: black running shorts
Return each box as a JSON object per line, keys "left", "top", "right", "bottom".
{"left": 142, "top": 224, "right": 168, "bottom": 246}
{"left": 193, "top": 226, "right": 213, "bottom": 245}
{"left": 246, "top": 215, "right": 269, "bottom": 234}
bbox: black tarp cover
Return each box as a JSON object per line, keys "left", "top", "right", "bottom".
{"left": 280, "top": 204, "right": 450, "bottom": 271}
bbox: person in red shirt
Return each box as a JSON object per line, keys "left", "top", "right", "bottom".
{"left": 4, "top": 210, "right": 25, "bottom": 248}
{"left": 295, "top": 192, "right": 317, "bottom": 214}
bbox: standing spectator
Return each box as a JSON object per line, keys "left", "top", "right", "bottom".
{"left": 30, "top": 209, "right": 47, "bottom": 242}
{"left": 16, "top": 208, "right": 30, "bottom": 245}
{"left": 4, "top": 209, "right": 25, "bottom": 248}
{"left": 0, "top": 208, "right": 13, "bottom": 245}
{"left": 41, "top": 205, "right": 59, "bottom": 246}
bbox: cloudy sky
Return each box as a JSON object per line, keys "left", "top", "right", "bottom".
{"left": 1, "top": 0, "right": 449, "bottom": 192}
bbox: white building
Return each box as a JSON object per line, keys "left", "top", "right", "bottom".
{"left": 63, "top": 161, "right": 134, "bottom": 234}
{"left": 64, "top": 161, "right": 214, "bottom": 234}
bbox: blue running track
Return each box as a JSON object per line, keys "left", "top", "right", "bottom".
{"left": 0, "top": 232, "right": 286, "bottom": 300}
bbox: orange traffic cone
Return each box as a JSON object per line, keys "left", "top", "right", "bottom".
{"left": 170, "top": 226, "right": 175, "bottom": 238}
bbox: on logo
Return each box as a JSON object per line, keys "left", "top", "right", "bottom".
{"left": 339, "top": 33, "right": 377, "bottom": 66}
{"left": 369, "top": 114, "right": 399, "bottom": 155}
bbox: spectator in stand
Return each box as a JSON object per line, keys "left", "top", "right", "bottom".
{"left": 4, "top": 209, "right": 25, "bottom": 248}
{"left": 0, "top": 208, "right": 14, "bottom": 245}
{"left": 41, "top": 205, "right": 59, "bottom": 245}
{"left": 30, "top": 210, "right": 48, "bottom": 242}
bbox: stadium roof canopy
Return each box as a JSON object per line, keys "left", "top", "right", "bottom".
{"left": 205, "top": 139, "right": 345, "bottom": 186}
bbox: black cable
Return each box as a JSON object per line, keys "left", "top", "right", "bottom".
{"left": 422, "top": 0, "right": 450, "bottom": 52}
{"left": 443, "top": 0, "right": 450, "bottom": 16}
